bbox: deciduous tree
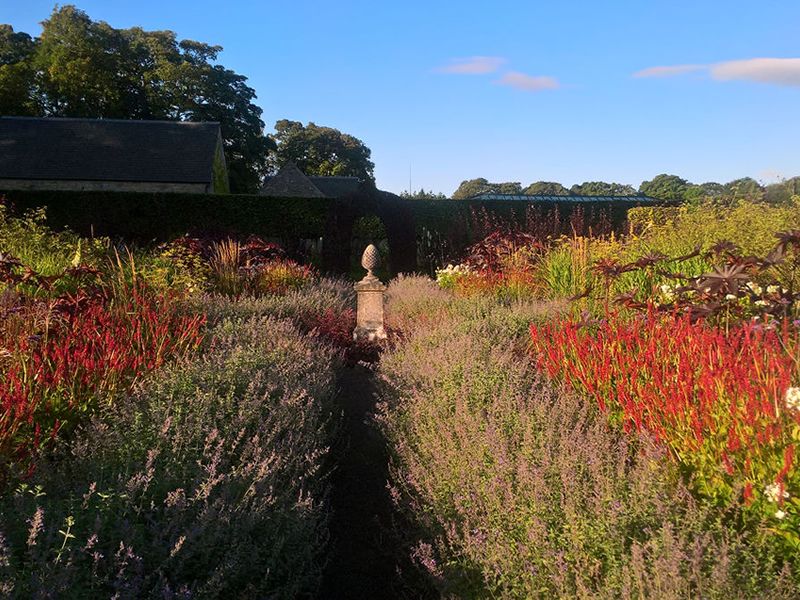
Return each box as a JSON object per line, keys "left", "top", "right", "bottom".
{"left": 452, "top": 178, "right": 523, "bottom": 199}
{"left": 522, "top": 181, "right": 569, "bottom": 195}
{"left": 639, "top": 174, "right": 690, "bottom": 201}
{"left": 269, "top": 120, "right": 375, "bottom": 182}
{"left": 569, "top": 181, "right": 637, "bottom": 196}
{"left": 0, "top": 25, "right": 37, "bottom": 115}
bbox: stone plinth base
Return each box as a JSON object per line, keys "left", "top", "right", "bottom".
{"left": 354, "top": 276, "right": 387, "bottom": 342}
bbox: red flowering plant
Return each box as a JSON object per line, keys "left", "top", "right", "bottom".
{"left": 531, "top": 231, "right": 800, "bottom": 545}
{"left": 0, "top": 254, "right": 205, "bottom": 481}
{"left": 531, "top": 311, "right": 800, "bottom": 540}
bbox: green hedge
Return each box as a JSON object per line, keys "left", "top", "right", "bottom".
{"left": 409, "top": 197, "right": 660, "bottom": 236}
{"left": 0, "top": 189, "right": 675, "bottom": 273}
{"left": 0, "top": 189, "right": 333, "bottom": 241}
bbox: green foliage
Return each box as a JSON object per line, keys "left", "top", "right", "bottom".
{"left": 399, "top": 188, "right": 447, "bottom": 200}
{"left": 0, "top": 25, "right": 37, "bottom": 116}
{"left": 725, "top": 177, "right": 765, "bottom": 201}
{"left": 570, "top": 181, "right": 637, "bottom": 196}
{"left": 1, "top": 5, "right": 273, "bottom": 192}
{"left": 522, "top": 180, "right": 570, "bottom": 195}
{"left": 2, "top": 190, "right": 332, "bottom": 242}
{"left": 269, "top": 120, "right": 375, "bottom": 182}
{"left": 0, "top": 204, "right": 106, "bottom": 277}
{"left": 451, "top": 178, "right": 523, "bottom": 199}
{"left": 627, "top": 198, "right": 800, "bottom": 258}
{"left": 0, "top": 315, "right": 339, "bottom": 597}
{"left": 765, "top": 178, "right": 800, "bottom": 205}
{"left": 638, "top": 173, "right": 690, "bottom": 200}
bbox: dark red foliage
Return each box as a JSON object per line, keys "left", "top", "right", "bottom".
{"left": 298, "top": 308, "right": 382, "bottom": 364}
{"left": 463, "top": 230, "right": 545, "bottom": 273}
{"left": 0, "top": 284, "right": 205, "bottom": 477}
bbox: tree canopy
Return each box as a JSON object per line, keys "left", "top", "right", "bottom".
{"left": 724, "top": 177, "right": 764, "bottom": 200}
{"left": 0, "top": 6, "right": 273, "bottom": 192}
{"left": 452, "top": 178, "right": 523, "bottom": 199}
{"left": 268, "top": 120, "right": 375, "bottom": 182}
{"left": 570, "top": 181, "right": 637, "bottom": 196}
{"left": 400, "top": 188, "right": 447, "bottom": 200}
{"left": 447, "top": 174, "right": 797, "bottom": 204}
{"left": 639, "top": 174, "right": 690, "bottom": 201}
{"left": 522, "top": 181, "right": 570, "bottom": 195}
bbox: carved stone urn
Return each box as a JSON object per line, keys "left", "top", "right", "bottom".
{"left": 353, "top": 244, "right": 387, "bottom": 341}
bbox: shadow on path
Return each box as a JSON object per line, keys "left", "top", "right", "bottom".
{"left": 318, "top": 364, "right": 398, "bottom": 599}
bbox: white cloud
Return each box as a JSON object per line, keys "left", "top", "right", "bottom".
{"left": 436, "top": 56, "right": 506, "bottom": 75}
{"left": 496, "top": 71, "right": 560, "bottom": 91}
{"left": 710, "top": 58, "right": 800, "bottom": 87}
{"left": 633, "top": 57, "right": 800, "bottom": 87}
{"left": 633, "top": 64, "right": 704, "bottom": 78}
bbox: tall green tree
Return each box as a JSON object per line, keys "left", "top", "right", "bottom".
{"left": 569, "top": 181, "right": 637, "bottom": 196}
{"left": 0, "top": 25, "right": 37, "bottom": 115}
{"left": 452, "top": 178, "right": 523, "bottom": 199}
{"left": 268, "top": 120, "right": 375, "bottom": 182}
{"left": 765, "top": 177, "right": 800, "bottom": 204}
{"left": 0, "top": 6, "right": 272, "bottom": 192}
{"left": 523, "top": 181, "right": 569, "bottom": 195}
{"left": 400, "top": 188, "right": 447, "bottom": 199}
{"left": 639, "top": 174, "right": 690, "bottom": 201}
{"left": 724, "top": 177, "right": 764, "bottom": 200}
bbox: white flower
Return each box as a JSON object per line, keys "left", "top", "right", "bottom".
{"left": 725, "top": 294, "right": 737, "bottom": 301}
{"left": 785, "top": 387, "right": 800, "bottom": 412}
{"left": 767, "top": 285, "right": 780, "bottom": 295}
{"left": 764, "top": 482, "right": 790, "bottom": 503}
{"left": 775, "top": 509, "right": 787, "bottom": 520}
{"left": 659, "top": 284, "right": 675, "bottom": 300}
{"left": 747, "top": 282, "right": 763, "bottom": 295}
{"left": 755, "top": 299, "right": 769, "bottom": 307}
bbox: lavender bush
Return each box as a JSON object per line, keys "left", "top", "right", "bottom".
{"left": 379, "top": 276, "right": 798, "bottom": 598}
{"left": 0, "top": 314, "right": 339, "bottom": 598}
{"left": 183, "top": 277, "right": 354, "bottom": 327}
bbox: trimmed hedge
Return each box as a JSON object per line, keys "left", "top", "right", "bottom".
{"left": 0, "top": 189, "right": 675, "bottom": 273}
{"left": 409, "top": 197, "right": 663, "bottom": 238}
{"left": 0, "top": 189, "right": 332, "bottom": 242}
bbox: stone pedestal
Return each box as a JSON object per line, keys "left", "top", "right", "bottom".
{"left": 353, "top": 245, "right": 387, "bottom": 342}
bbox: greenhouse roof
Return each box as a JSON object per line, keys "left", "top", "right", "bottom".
{"left": 469, "top": 193, "right": 663, "bottom": 202}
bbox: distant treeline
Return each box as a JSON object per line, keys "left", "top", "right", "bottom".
{"left": 444, "top": 174, "right": 800, "bottom": 202}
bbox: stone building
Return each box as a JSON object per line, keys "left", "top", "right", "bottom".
{"left": 0, "top": 116, "right": 228, "bottom": 193}
{"left": 260, "top": 162, "right": 361, "bottom": 198}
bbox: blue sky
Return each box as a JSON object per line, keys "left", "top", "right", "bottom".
{"left": 3, "top": 1, "right": 799, "bottom": 195}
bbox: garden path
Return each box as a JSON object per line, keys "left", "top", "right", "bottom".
{"left": 319, "top": 364, "right": 399, "bottom": 599}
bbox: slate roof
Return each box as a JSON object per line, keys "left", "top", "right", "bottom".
{"left": 308, "top": 176, "right": 360, "bottom": 198}
{"left": 260, "top": 162, "right": 326, "bottom": 198}
{"left": 470, "top": 193, "right": 662, "bottom": 203}
{"left": 0, "top": 117, "right": 222, "bottom": 183}
{"left": 260, "top": 163, "right": 361, "bottom": 198}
